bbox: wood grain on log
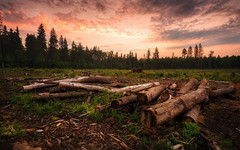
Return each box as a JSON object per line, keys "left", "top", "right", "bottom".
{"left": 210, "top": 86, "right": 236, "bottom": 97}
{"left": 59, "top": 82, "right": 110, "bottom": 92}
{"left": 111, "top": 95, "right": 137, "bottom": 108}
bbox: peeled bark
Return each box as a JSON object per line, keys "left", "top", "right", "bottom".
{"left": 111, "top": 95, "right": 137, "bottom": 108}
{"left": 178, "top": 78, "right": 199, "bottom": 94}
{"left": 182, "top": 104, "right": 201, "bottom": 123}
{"left": 59, "top": 82, "right": 110, "bottom": 92}
{"left": 23, "top": 83, "right": 57, "bottom": 91}
{"left": 210, "top": 86, "right": 236, "bottom": 97}
{"left": 111, "top": 82, "right": 160, "bottom": 93}
{"left": 137, "top": 85, "right": 166, "bottom": 104}
{"left": 32, "top": 91, "right": 88, "bottom": 100}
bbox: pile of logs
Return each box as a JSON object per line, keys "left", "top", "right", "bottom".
{"left": 23, "top": 76, "right": 237, "bottom": 129}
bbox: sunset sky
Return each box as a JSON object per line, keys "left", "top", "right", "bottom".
{"left": 1, "top": 0, "right": 240, "bottom": 58}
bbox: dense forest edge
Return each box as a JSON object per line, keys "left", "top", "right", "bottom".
{"left": 0, "top": 23, "right": 239, "bottom": 69}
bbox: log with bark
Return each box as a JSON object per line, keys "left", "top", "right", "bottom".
{"left": 210, "top": 86, "right": 236, "bottom": 97}
{"left": 86, "top": 91, "right": 93, "bottom": 103}
{"left": 77, "top": 75, "right": 116, "bottom": 84}
{"left": 142, "top": 79, "right": 210, "bottom": 128}
{"left": 182, "top": 104, "right": 201, "bottom": 123}
{"left": 59, "top": 82, "right": 110, "bottom": 92}
{"left": 23, "top": 83, "right": 58, "bottom": 91}
{"left": 131, "top": 82, "right": 160, "bottom": 93}
{"left": 111, "top": 82, "right": 160, "bottom": 93}
{"left": 178, "top": 78, "right": 200, "bottom": 94}
{"left": 137, "top": 85, "right": 166, "bottom": 104}
{"left": 111, "top": 95, "right": 137, "bottom": 108}
{"left": 32, "top": 91, "right": 89, "bottom": 100}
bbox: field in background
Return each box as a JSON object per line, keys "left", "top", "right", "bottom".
{"left": 1, "top": 68, "right": 240, "bottom": 82}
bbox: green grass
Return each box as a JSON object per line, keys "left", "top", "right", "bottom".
{"left": 0, "top": 123, "right": 25, "bottom": 139}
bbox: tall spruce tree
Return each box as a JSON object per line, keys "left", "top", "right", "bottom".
{"left": 48, "top": 28, "right": 59, "bottom": 62}
{"left": 187, "top": 46, "right": 193, "bottom": 57}
{"left": 194, "top": 44, "right": 198, "bottom": 58}
{"left": 37, "top": 23, "right": 47, "bottom": 62}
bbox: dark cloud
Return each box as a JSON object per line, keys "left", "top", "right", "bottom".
{"left": 96, "top": 1, "right": 106, "bottom": 12}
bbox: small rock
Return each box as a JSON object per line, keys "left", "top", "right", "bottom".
{"left": 36, "top": 129, "right": 44, "bottom": 133}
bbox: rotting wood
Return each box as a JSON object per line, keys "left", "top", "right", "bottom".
{"left": 23, "top": 83, "right": 57, "bottom": 91}
{"left": 32, "top": 91, "right": 89, "bottom": 100}
{"left": 210, "top": 86, "right": 236, "bottom": 97}
{"left": 111, "top": 82, "right": 160, "bottom": 93}
{"left": 59, "top": 82, "right": 110, "bottom": 92}
{"left": 111, "top": 95, "right": 137, "bottom": 108}
{"left": 137, "top": 85, "right": 166, "bottom": 104}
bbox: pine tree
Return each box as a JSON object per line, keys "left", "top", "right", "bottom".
{"left": 147, "top": 49, "right": 151, "bottom": 60}
{"left": 37, "top": 23, "right": 47, "bottom": 61}
{"left": 48, "top": 28, "right": 59, "bottom": 62}
{"left": 187, "top": 46, "right": 192, "bottom": 57}
{"left": 153, "top": 47, "right": 159, "bottom": 59}
{"left": 182, "top": 48, "right": 187, "bottom": 58}
{"left": 198, "top": 43, "right": 203, "bottom": 58}
{"left": 25, "top": 34, "right": 38, "bottom": 66}
{"left": 194, "top": 44, "right": 198, "bottom": 58}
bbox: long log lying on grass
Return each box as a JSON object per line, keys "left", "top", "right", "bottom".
{"left": 59, "top": 82, "right": 110, "bottom": 92}
{"left": 78, "top": 75, "right": 115, "bottom": 84}
{"left": 23, "top": 83, "right": 58, "bottom": 91}
{"left": 111, "top": 95, "right": 137, "bottom": 108}
{"left": 131, "top": 82, "right": 160, "bottom": 93}
{"left": 23, "top": 76, "right": 89, "bottom": 91}
{"left": 178, "top": 78, "right": 200, "bottom": 94}
{"left": 137, "top": 85, "right": 166, "bottom": 104}
{"left": 32, "top": 91, "right": 89, "bottom": 100}
{"left": 110, "top": 82, "right": 160, "bottom": 93}
{"left": 210, "top": 86, "right": 236, "bottom": 97}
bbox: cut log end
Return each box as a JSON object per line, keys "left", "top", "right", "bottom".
{"left": 137, "top": 93, "right": 148, "bottom": 104}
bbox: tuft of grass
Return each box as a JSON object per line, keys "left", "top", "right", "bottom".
{"left": 182, "top": 122, "right": 200, "bottom": 142}
{"left": 0, "top": 123, "right": 25, "bottom": 139}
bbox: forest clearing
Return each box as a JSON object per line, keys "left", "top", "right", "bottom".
{"left": 0, "top": 68, "right": 240, "bottom": 150}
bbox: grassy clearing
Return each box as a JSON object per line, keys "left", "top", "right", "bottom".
{"left": 1, "top": 68, "right": 240, "bottom": 82}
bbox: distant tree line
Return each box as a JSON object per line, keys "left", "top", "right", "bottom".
{"left": 0, "top": 23, "right": 239, "bottom": 69}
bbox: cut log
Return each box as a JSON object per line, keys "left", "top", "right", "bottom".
{"left": 111, "top": 82, "right": 160, "bottom": 93}
{"left": 78, "top": 75, "right": 116, "bottom": 84}
{"left": 59, "top": 82, "right": 110, "bottom": 92}
{"left": 152, "top": 88, "right": 208, "bottom": 126}
{"left": 32, "top": 91, "right": 89, "bottom": 100}
{"left": 49, "top": 86, "right": 61, "bottom": 93}
{"left": 182, "top": 105, "right": 201, "bottom": 123}
{"left": 137, "top": 85, "right": 166, "bottom": 104}
{"left": 142, "top": 79, "right": 210, "bottom": 128}
{"left": 52, "top": 76, "right": 89, "bottom": 83}
{"left": 210, "top": 86, "right": 236, "bottom": 97}
{"left": 111, "top": 95, "right": 137, "bottom": 108}
{"left": 131, "top": 82, "right": 159, "bottom": 93}
{"left": 157, "top": 89, "right": 169, "bottom": 102}
{"left": 178, "top": 78, "right": 199, "bottom": 94}
{"left": 23, "top": 83, "right": 57, "bottom": 91}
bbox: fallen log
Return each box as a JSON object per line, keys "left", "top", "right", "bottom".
{"left": 137, "top": 85, "right": 166, "bottom": 104}
{"left": 23, "top": 83, "right": 57, "bottom": 91}
{"left": 111, "top": 82, "right": 160, "bottom": 93}
{"left": 78, "top": 75, "right": 116, "bottom": 84}
{"left": 131, "top": 82, "right": 160, "bottom": 93}
{"left": 32, "top": 91, "right": 89, "bottom": 100}
{"left": 157, "top": 90, "right": 169, "bottom": 102}
{"left": 178, "top": 78, "right": 199, "bottom": 94}
{"left": 86, "top": 91, "right": 93, "bottom": 103}
{"left": 142, "top": 80, "right": 209, "bottom": 128}
{"left": 59, "top": 82, "right": 110, "bottom": 92}
{"left": 111, "top": 95, "right": 137, "bottom": 108}
{"left": 210, "top": 86, "right": 236, "bottom": 97}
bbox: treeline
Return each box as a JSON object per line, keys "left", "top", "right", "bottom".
{"left": 0, "top": 23, "right": 239, "bottom": 69}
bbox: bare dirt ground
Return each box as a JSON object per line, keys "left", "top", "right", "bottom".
{"left": 0, "top": 75, "right": 240, "bottom": 150}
